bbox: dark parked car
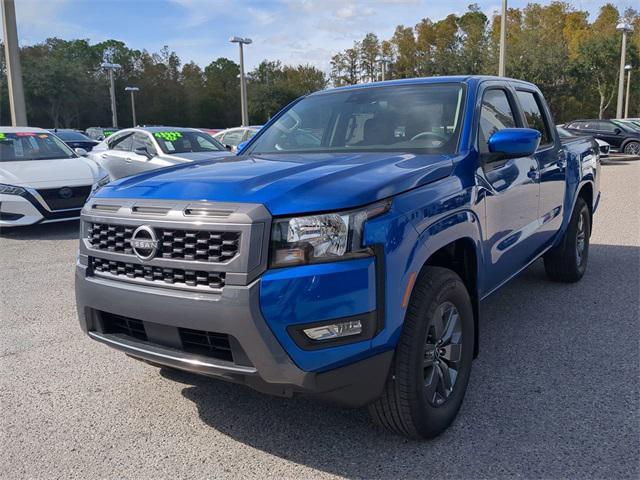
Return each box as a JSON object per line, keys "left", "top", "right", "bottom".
{"left": 49, "top": 129, "right": 99, "bottom": 153}
{"left": 564, "top": 119, "right": 640, "bottom": 155}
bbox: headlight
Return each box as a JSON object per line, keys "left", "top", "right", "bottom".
{"left": 270, "top": 199, "right": 391, "bottom": 268}
{"left": 0, "top": 183, "right": 27, "bottom": 196}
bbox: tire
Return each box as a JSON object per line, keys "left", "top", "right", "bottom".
{"left": 543, "top": 197, "right": 590, "bottom": 282}
{"left": 623, "top": 141, "right": 640, "bottom": 156}
{"left": 368, "top": 267, "right": 474, "bottom": 439}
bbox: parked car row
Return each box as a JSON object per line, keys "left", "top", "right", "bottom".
{"left": 2, "top": 106, "right": 633, "bottom": 231}
{"left": 561, "top": 118, "right": 640, "bottom": 155}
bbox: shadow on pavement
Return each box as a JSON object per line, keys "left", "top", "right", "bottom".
{"left": 0, "top": 220, "right": 80, "bottom": 240}
{"left": 163, "top": 243, "right": 639, "bottom": 479}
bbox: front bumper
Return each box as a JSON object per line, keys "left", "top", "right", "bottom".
{"left": 76, "top": 263, "right": 392, "bottom": 406}
{"left": 0, "top": 188, "right": 84, "bottom": 227}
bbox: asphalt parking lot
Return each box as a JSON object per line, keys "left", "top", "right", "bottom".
{"left": 1, "top": 158, "right": 639, "bottom": 479}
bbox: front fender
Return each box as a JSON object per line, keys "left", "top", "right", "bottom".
{"left": 365, "top": 202, "right": 483, "bottom": 352}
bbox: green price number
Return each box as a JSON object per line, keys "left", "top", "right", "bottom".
{"left": 154, "top": 131, "right": 183, "bottom": 141}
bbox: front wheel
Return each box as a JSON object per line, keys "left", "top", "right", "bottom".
{"left": 368, "top": 267, "right": 474, "bottom": 439}
{"left": 543, "top": 197, "right": 590, "bottom": 282}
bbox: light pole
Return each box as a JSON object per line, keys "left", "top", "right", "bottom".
{"left": 624, "top": 65, "right": 632, "bottom": 119}
{"left": 615, "top": 22, "right": 633, "bottom": 119}
{"left": 101, "top": 60, "right": 121, "bottom": 128}
{"left": 230, "top": 36, "right": 252, "bottom": 127}
{"left": 498, "top": 0, "right": 507, "bottom": 77}
{"left": 125, "top": 87, "right": 139, "bottom": 126}
{"left": 1, "top": 0, "right": 27, "bottom": 126}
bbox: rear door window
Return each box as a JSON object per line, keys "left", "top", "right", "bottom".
{"left": 109, "top": 133, "right": 133, "bottom": 151}
{"left": 516, "top": 90, "right": 553, "bottom": 147}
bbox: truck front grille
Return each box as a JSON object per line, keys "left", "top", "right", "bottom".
{"left": 90, "top": 257, "right": 225, "bottom": 289}
{"left": 87, "top": 222, "right": 241, "bottom": 263}
{"left": 179, "top": 328, "right": 233, "bottom": 362}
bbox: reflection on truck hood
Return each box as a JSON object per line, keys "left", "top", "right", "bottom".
{"left": 97, "top": 152, "right": 456, "bottom": 215}
{"left": 170, "top": 151, "right": 233, "bottom": 161}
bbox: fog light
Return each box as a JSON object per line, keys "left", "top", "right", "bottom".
{"left": 303, "top": 319, "right": 363, "bottom": 341}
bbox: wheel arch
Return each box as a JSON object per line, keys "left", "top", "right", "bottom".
{"left": 620, "top": 138, "right": 640, "bottom": 152}
{"left": 401, "top": 210, "right": 483, "bottom": 358}
{"left": 418, "top": 237, "right": 481, "bottom": 358}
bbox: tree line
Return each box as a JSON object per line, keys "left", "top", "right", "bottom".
{"left": 0, "top": 39, "right": 327, "bottom": 129}
{"left": 0, "top": 2, "right": 638, "bottom": 129}
{"left": 331, "top": 2, "right": 640, "bottom": 122}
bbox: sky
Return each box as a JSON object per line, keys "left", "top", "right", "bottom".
{"left": 1, "top": 0, "right": 634, "bottom": 72}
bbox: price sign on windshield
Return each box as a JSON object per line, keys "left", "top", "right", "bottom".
{"left": 154, "top": 131, "right": 183, "bottom": 142}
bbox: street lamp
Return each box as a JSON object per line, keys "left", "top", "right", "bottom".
{"left": 498, "top": 0, "right": 507, "bottom": 76}
{"left": 1, "top": 0, "right": 27, "bottom": 126}
{"left": 125, "top": 87, "right": 139, "bottom": 126}
{"left": 229, "top": 36, "right": 252, "bottom": 127}
{"left": 101, "top": 61, "right": 121, "bottom": 128}
{"left": 624, "top": 65, "right": 632, "bottom": 119}
{"left": 615, "top": 22, "right": 633, "bottom": 119}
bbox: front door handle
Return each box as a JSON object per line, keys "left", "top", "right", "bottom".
{"left": 557, "top": 154, "right": 567, "bottom": 171}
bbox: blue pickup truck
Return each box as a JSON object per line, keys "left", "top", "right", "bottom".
{"left": 76, "top": 76, "right": 599, "bottom": 439}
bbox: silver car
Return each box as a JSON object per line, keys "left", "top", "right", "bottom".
{"left": 90, "top": 127, "right": 233, "bottom": 180}
{"left": 213, "top": 126, "right": 261, "bottom": 152}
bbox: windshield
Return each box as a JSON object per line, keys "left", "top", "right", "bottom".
{"left": 0, "top": 132, "right": 76, "bottom": 162}
{"left": 152, "top": 130, "right": 227, "bottom": 154}
{"left": 612, "top": 120, "right": 640, "bottom": 132}
{"left": 55, "top": 131, "right": 93, "bottom": 142}
{"left": 248, "top": 83, "right": 465, "bottom": 155}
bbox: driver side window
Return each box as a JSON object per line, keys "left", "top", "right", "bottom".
{"left": 478, "top": 89, "right": 516, "bottom": 154}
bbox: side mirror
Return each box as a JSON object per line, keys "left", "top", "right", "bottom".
{"left": 74, "top": 147, "right": 88, "bottom": 157}
{"left": 487, "top": 128, "right": 541, "bottom": 160}
{"left": 236, "top": 140, "right": 249, "bottom": 153}
{"left": 134, "top": 146, "right": 153, "bottom": 159}
{"left": 223, "top": 144, "right": 233, "bottom": 151}
{"left": 614, "top": 128, "right": 622, "bottom": 135}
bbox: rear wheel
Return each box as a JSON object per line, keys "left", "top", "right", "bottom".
{"left": 543, "top": 197, "right": 590, "bottom": 282}
{"left": 368, "top": 267, "right": 474, "bottom": 439}
{"left": 623, "top": 141, "right": 640, "bottom": 156}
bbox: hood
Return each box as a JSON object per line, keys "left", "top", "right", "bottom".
{"left": 170, "top": 151, "right": 234, "bottom": 161}
{"left": 0, "top": 157, "right": 102, "bottom": 187}
{"left": 98, "top": 152, "right": 456, "bottom": 215}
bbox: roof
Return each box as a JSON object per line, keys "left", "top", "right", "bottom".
{"left": 311, "top": 75, "right": 537, "bottom": 96}
{"left": 0, "top": 126, "right": 48, "bottom": 133}
{"left": 137, "top": 126, "right": 202, "bottom": 133}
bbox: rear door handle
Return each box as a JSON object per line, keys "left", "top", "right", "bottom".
{"left": 125, "top": 157, "right": 133, "bottom": 163}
